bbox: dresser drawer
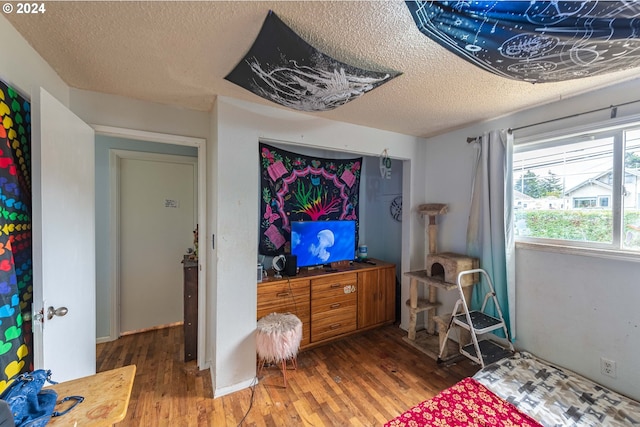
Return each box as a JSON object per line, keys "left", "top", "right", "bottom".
{"left": 311, "top": 273, "right": 357, "bottom": 300}
{"left": 257, "top": 279, "right": 310, "bottom": 347}
{"left": 257, "top": 279, "right": 309, "bottom": 312}
{"left": 311, "top": 292, "right": 356, "bottom": 314}
{"left": 311, "top": 306, "right": 357, "bottom": 342}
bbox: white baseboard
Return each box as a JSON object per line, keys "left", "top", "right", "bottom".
{"left": 213, "top": 376, "right": 258, "bottom": 398}
{"left": 199, "top": 359, "right": 211, "bottom": 371}
{"left": 96, "top": 335, "right": 115, "bottom": 344}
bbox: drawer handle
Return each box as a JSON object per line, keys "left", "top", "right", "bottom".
{"left": 330, "top": 303, "right": 341, "bottom": 309}
{"left": 276, "top": 292, "right": 290, "bottom": 297}
{"left": 331, "top": 283, "right": 341, "bottom": 288}
{"left": 329, "top": 323, "right": 341, "bottom": 330}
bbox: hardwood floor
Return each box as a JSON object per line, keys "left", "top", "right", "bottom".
{"left": 96, "top": 325, "right": 479, "bottom": 426}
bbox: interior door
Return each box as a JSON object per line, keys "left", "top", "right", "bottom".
{"left": 31, "top": 88, "right": 96, "bottom": 382}
{"left": 118, "top": 154, "right": 196, "bottom": 333}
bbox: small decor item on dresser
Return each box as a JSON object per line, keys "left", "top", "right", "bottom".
{"left": 0, "top": 370, "right": 84, "bottom": 427}
{"left": 272, "top": 255, "right": 286, "bottom": 279}
{"left": 284, "top": 254, "right": 297, "bottom": 277}
{"left": 257, "top": 263, "right": 264, "bottom": 283}
{"left": 357, "top": 244, "right": 368, "bottom": 259}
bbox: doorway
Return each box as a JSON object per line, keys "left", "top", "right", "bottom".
{"left": 94, "top": 126, "right": 207, "bottom": 369}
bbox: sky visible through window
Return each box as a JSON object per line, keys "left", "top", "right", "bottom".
{"left": 514, "top": 129, "right": 640, "bottom": 196}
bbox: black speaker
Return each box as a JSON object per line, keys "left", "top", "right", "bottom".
{"left": 284, "top": 254, "right": 297, "bottom": 276}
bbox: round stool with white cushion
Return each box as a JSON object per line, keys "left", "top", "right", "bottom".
{"left": 256, "top": 312, "right": 303, "bottom": 387}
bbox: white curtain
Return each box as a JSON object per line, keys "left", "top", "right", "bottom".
{"left": 466, "top": 129, "right": 516, "bottom": 339}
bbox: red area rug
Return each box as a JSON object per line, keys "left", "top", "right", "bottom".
{"left": 385, "top": 377, "right": 543, "bottom": 427}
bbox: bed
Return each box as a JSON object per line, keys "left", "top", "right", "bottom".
{"left": 385, "top": 352, "right": 640, "bottom": 427}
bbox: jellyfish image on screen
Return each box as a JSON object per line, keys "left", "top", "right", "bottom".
{"left": 310, "top": 229, "right": 335, "bottom": 263}
{"left": 291, "top": 220, "right": 356, "bottom": 268}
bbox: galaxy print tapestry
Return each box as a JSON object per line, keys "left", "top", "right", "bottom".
{"left": 226, "top": 10, "right": 401, "bottom": 112}
{"left": 259, "top": 143, "right": 361, "bottom": 256}
{"left": 406, "top": 1, "right": 640, "bottom": 83}
{"left": 0, "top": 80, "right": 32, "bottom": 392}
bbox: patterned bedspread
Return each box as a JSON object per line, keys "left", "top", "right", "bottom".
{"left": 384, "top": 377, "right": 543, "bottom": 427}
{"left": 473, "top": 352, "right": 640, "bottom": 427}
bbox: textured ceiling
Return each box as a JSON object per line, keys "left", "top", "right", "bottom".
{"left": 6, "top": 1, "right": 640, "bottom": 138}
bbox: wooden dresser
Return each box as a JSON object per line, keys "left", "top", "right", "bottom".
{"left": 257, "top": 259, "right": 395, "bottom": 349}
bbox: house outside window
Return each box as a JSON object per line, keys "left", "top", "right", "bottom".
{"left": 513, "top": 121, "right": 640, "bottom": 253}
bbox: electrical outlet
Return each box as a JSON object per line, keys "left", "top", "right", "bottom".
{"left": 601, "top": 357, "right": 617, "bottom": 378}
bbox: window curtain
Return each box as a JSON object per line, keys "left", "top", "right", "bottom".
{"left": 466, "top": 130, "right": 516, "bottom": 340}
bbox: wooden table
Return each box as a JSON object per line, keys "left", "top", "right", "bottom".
{"left": 45, "top": 365, "right": 136, "bottom": 426}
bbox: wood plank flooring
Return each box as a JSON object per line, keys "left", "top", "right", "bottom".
{"left": 96, "top": 325, "right": 480, "bottom": 426}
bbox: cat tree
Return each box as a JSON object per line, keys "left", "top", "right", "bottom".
{"left": 403, "top": 203, "right": 478, "bottom": 360}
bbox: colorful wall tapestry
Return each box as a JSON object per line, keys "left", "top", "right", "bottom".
{"left": 406, "top": 1, "right": 640, "bottom": 83}
{"left": 0, "top": 80, "right": 32, "bottom": 392}
{"left": 259, "top": 143, "right": 361, "bottom": 255}
{"left": 226, "top": 10, "right": 401, "bottom": 112}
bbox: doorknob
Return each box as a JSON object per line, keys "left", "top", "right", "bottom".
{"left": 47, "top": 306, "right": 68, "bottom": 320}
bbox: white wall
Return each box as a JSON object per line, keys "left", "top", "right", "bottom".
{"left": 363, "top": 157, "right": 403, "bottom": 270}
{"left": 515, "top": 248, "right": 639, "bottom": 400}
{"left": 0, "top": 16, "right": 68, "bottom": 105}
{"left": 213, "top": 96, "right": 424, "bottom": 396}
{"left": 69, "top": 89, "right": 211, "bottom": 138}
{"left": 207, "top": 104, "right": 218, "bottom": 390}
{"left": 424, "top": 77, "right": 640, "bottom": 401}
{"left": 363, "top": 156, "right": 403, "bottom": 318}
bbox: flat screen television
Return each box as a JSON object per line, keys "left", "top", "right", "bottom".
{"left": 291, "top": 220, "right": 356, "bottom": 268}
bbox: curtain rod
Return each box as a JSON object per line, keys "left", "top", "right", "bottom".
{"left": 509, "top": 98, "right": 640, "bottom": 133}
{"left": 467, "top": 98, "right": 640, "bottom": 142}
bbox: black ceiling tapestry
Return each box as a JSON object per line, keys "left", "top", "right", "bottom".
{"left": 225, "top": 10, "right": 401, "bottom": 112}
{"left": 406, "top": 1, "right": 640, "bottom": 83}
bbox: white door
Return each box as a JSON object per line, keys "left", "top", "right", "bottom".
{"left": 118, "top": 154, "right": 196, "bottom": 334}
{"left": 31, "top": 88, "right": 96, "bottom": 382}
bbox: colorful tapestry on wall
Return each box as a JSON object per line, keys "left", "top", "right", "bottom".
{"left": 225, "top": 10, "right": 401, "bottom": 112}
{"left": 406, "top": 1, "right": 640, "bottom": 83}
{"left": 259, "top": 143, "right": 361, "bottom": 255}
{"left": 0, "top": 80, "right": 32, "bottom": 393}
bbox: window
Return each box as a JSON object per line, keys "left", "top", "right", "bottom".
{"left": 573, "top": 197, "right": 597, "bottom": 208}
{"left": 513, "top": 121, "right": 640, "bottom": 253}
